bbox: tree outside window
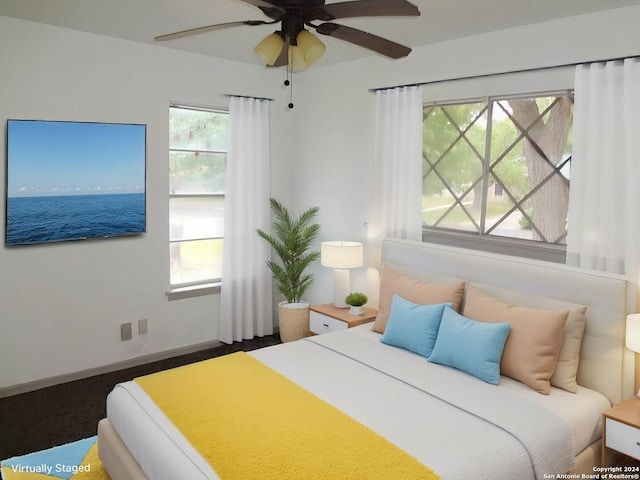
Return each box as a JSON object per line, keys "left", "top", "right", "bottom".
{"left": 422, "top": 93, "right": 573, "bottom": 245}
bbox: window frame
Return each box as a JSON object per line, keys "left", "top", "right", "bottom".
{"left": 167, "top": 104, "right": 229, "bottom": 298}
{"left": 421, "top": 90, "right": 574, "bottom": 263}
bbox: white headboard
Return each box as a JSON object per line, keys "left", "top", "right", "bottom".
{"left": 380, "top": 238, "right": 633, "bottom": 404}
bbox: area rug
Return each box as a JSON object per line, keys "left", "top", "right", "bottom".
{"left": 0, "top": 436, "right": 110, "bottom": 480}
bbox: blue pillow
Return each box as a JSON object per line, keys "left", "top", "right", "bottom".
{"left": 380, "top": 294, "right": 451, "bottom": 358}
{"left": 428, "top": 306, "right": 510, "bottom": 385}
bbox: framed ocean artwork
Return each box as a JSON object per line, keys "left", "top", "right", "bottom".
{"left": 5, "top": 119, "right": 146, "bottom": 246}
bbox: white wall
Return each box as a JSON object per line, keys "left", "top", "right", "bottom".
{"left": 292, "top": 5, "right": 640, "bottom": 308}
{"left": 1, "top": 4, "right": 639, "bottom": 391}
{"left": 0, "top": 15, "right": 294, "bottom": 391}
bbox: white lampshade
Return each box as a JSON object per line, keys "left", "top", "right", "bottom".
{"left": 626, "top": 314, "right": 640, "bottom": 353}
{"left": 321, "top": 241, "right": 363, "bottom": 269}
{"left": 254, "top": 33, "right": 284, "bottom": 66}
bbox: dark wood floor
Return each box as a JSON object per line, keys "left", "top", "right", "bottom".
{"left": 0, "top": 334, "right": 281, "bottom": 460}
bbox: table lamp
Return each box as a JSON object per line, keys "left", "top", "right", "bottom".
{"left": 321, "top": 241, "right": 363, "bottom": 308}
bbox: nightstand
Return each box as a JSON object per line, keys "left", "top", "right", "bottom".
{"left": 309, "top": 304, "right": 377, "bottom": 335}
{"left": 602, "top": 397, "right": 640, "bottom": 466}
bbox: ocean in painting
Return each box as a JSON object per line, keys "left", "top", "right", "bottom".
{"left": 6, "top": 193, "right": 145, "bottom": 246}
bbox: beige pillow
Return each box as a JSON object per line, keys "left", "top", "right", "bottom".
{"left": 372, "top": 267, "right": 465, "bottom": 333}
{"left": 550, "top": 307, "right": 586, "bottom": 392}
{"left": 467, "top": 283, "right": 586, "bottom": 393}
{"left": 462, "top": 287, "right": 569, "bottom": 394}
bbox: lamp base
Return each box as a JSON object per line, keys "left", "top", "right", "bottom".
{"left": 332, "top": 269, "right": 350, "bottom": 308}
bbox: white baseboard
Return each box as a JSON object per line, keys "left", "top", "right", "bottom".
{"left": 0, "top": 339, "right": 223, "bottom": 399}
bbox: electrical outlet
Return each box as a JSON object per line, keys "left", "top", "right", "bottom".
{"left": 138, "top": 318, "right": 148, "bottom": 335}
{"left": 120, "top": 322, "right": 132, "bottom": 341}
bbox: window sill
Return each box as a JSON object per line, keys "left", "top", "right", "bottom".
{"left": 422, "top": 228, "right": 566, "bottom": 264}
{"left": 166, "top": 282, "right": 221, "bottom": 301}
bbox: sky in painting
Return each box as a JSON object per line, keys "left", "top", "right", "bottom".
{"left": 7, "top": 120, "right": 146, "bottom": 197}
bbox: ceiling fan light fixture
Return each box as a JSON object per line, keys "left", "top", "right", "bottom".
{"left": 254, "top": 32, "right": 284, "bottom": 66}
{"left": 287, "top": 45, "right": 310, "bottom": 72}
{"left": 296, "top": 30, "right": 326, "bottom": 65}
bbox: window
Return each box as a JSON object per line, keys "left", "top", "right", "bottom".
{"left": 422, "top": 93, "right": 573, "bottom": 249}
{"left": 169, "top": 105, "right": 229, "bottom": 288}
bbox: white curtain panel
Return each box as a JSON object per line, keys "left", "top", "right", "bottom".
{"left": 566, "top": 58, "right": 640, "bottom": 303}
{"left": 219, "top": 96, "right": 273, "bottom": 344}
{"left": 369, "top": 85, "right": 424, "bottom": 242}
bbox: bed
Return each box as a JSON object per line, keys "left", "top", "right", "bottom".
{"left": 98, "top": 238, "right": 634, "bottom": 480}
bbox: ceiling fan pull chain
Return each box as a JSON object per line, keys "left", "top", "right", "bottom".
{"left": 284, "top": 41, "right": 294, "bottom": 109}
{"left": 287, "top": 72, "right": 294, "bottom": 109}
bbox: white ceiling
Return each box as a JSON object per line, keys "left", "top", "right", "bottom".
{"left": 1, "top": 0, "right": 639, "bottom": 68}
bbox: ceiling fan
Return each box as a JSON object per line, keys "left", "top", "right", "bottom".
{"left": 155, "top": 0, "right": 421, "bottom": 71}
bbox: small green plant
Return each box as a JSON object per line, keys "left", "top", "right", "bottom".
{"left": 345, "top": 292, "right": 368, "bottom": 307}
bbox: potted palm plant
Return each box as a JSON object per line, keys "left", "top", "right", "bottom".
{"left": 257, "top": 198, "right": 320, "bottom": 342}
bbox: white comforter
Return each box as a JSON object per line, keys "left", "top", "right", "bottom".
{"left": 107, "top": 326, "right": 607, "bottom": 480}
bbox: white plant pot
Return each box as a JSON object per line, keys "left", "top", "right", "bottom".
{"left": 349, "top": 305, "right": 364, "bottom": 316}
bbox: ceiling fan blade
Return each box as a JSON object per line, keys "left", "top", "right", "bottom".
{"left": 314, "top": 23, "right": 411, "bottom": 59}
{"left": 155, "top": 20, "right": 272, "bottom": 41}
{"left": 236, "top": 0, "right": 282, "bottom": 9}
{"left": 236, "top": 0, "right": 286, "bottom": 20}
{"left": 308, "top": 0, "right": 420, "bottom": 22}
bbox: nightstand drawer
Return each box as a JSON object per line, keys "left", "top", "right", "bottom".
{"left": 310, "top": 311, "right": 348, "bottom": 334}
{"left": 606, "top": 418, "right": 640, "bottom": 460}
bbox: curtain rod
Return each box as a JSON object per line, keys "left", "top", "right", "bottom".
{"left": 370, "top": 53, "right": 640, "bottom": 92}
{"left": 224, "top": 94, "right": 273, "bottom": 101}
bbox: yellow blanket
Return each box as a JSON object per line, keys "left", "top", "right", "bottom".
{"left": 135, "top": 351, "right": 439, "bottom": 480}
